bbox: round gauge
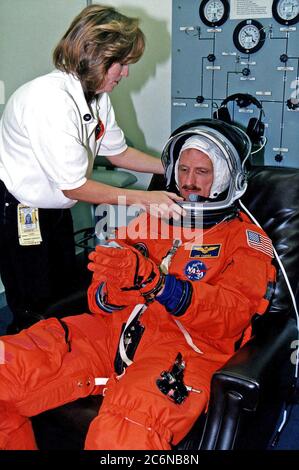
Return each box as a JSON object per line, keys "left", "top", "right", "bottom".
{"left": 272, "top": 0, "right": 299, "bottom": 25}
{"left": 233, "top": 20, "right": 266, "bottom": 54}
{"left": 199, "top": 0, "right": 230, "bottom": 27}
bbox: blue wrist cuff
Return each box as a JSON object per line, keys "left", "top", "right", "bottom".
{"left": 156, "top": 274, "right": 192, "bottom": 316}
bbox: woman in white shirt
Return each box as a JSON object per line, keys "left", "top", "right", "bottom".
{"left": 0, "top": 4, "right": 182, "bottom": 333}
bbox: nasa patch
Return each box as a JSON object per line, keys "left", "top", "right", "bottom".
{"left": 184, "top": 260, "right": 207, "bottom": 281}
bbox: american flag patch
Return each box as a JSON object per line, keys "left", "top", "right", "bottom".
{"left": 246, "top": 230, "right": 274, "bottom": 258}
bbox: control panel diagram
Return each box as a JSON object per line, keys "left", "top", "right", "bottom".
{"left": 172, "top": 0, "right": 299, "bottom": 167}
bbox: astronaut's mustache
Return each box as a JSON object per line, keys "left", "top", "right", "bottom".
{"left": 182, "top": 185, "right": 201, "bottom": 191}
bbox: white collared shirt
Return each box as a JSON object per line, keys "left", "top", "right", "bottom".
{"left": 0, "top": 70, "right": 127, "bottom": 208}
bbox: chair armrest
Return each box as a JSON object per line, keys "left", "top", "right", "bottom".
{"left": 217, "top": 317, "right": 297, "bottom": 405}
{"left": 200, "top": 317, "right": 297, "bottom": 450}
{"left": 94, "top": 155, "right": 116, "bottom": 169}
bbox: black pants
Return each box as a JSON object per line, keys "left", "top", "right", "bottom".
{"left": 0, "top": 180, "right": 78, "bottom": 331}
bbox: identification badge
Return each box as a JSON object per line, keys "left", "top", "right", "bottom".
{"left": 17, "top": 204, "right": 42, "bottom": 246}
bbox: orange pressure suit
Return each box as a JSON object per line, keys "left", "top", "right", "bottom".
{"left": 0, "top": 211, "right": 275, "bottom": 450}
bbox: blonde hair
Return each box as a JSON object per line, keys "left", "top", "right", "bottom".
{"left": 53, "top": 4, "right": 145, "bottom": 99}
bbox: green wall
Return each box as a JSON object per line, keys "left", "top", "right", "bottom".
{"left": 0, "top": 0, "right": 86, "bottom": 116}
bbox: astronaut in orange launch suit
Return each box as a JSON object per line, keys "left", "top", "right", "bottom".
{"left": 0, "top": 120, "right": 275, "bottom": 450}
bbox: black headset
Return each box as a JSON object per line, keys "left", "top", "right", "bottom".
{"left": 213, "top": 93, "right": 265, "bottom": 146}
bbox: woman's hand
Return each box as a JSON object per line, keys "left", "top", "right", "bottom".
{"left": 137, "top": 190, "right": 184, "bottom": 220}
{"left": 63, "top": 180, "right": 185, "bottom": 220}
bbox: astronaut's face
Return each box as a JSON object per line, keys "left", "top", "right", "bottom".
{"left": 178, "top": 149, "right": 214, "bottom": 200}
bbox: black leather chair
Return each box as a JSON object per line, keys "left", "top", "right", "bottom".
{"left": 32, "top": 166, "right": 299, "bottom": 450}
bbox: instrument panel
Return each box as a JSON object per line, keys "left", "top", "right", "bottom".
{"left": 172, "top": 0, "right": 299, "bottom": 167}
{"left": 199, "top": 0, "right": 230, "bottom": 26}
{"left": 272, "top": 0, "right": 299, "bottom": 25}
{"left": 233, "top": 19, "right": 266, "bottom": 54}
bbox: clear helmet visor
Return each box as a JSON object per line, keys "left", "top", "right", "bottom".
{"left": 161, "top": 119, "right": 251, "bottom": 216}
{"left": 174, "top": 134, "right": 232, "bottom": 200}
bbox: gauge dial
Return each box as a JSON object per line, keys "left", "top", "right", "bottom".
{"left": 199, "top": 0, "right": 230, "bottom": 27}
{"left": 272, "top": 0, "right": 299, "bottom": 25}
{"left": 233, "top": 20, "right": 266, "bottom": 54}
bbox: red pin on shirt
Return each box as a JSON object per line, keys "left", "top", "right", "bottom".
{"left": 95, "top": 118, "right": 105, "bottom": 140}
